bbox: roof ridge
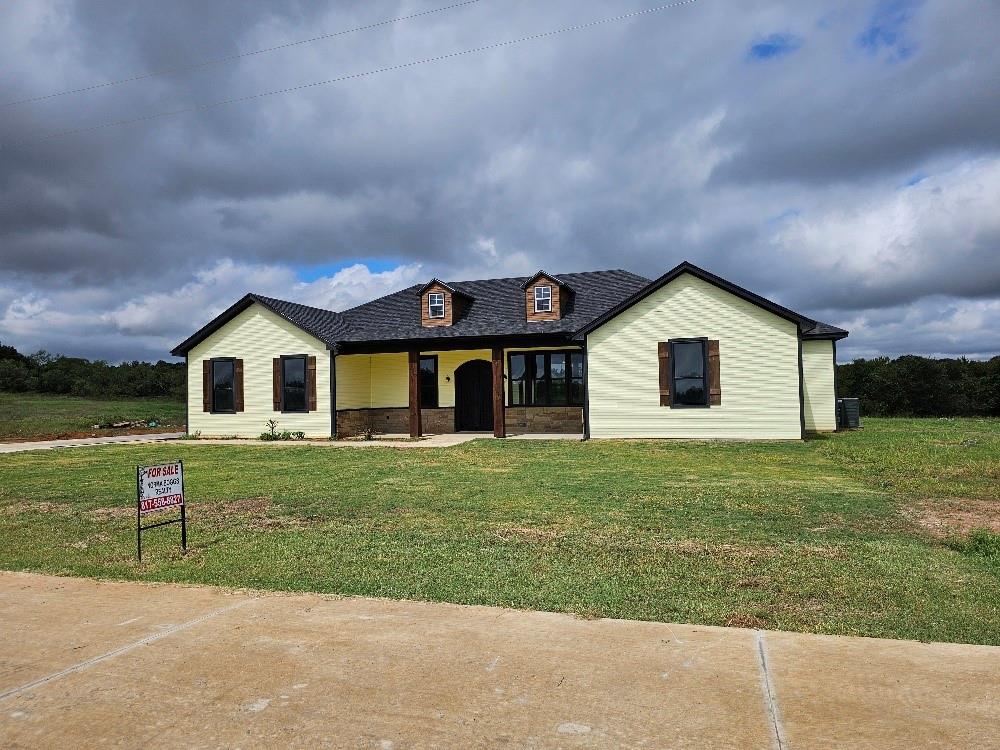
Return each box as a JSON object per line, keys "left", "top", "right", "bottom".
{"left": 251, "top": 293, "right": 340, "bottom": 317}
{"left": 448, "top": 267, "right": 648, "bottom": 287}
{"left": 337, "top": 283, "right": 422, "bottom": 315}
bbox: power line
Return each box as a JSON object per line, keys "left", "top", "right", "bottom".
{"left": 2, "top": 0, "right": 485, "bottom": 108}
{"left": 21, "top": 0, "right": 700, "bottom": 145}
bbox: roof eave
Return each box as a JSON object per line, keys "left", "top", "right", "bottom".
{"left": 802, "top": 330, "right": 849, "bottom": 341}
{"left": 575, "top": 261, "right": 815, "bottom": 338}
{"left": 170, "top": 293, "right": 259, "bottom": 357}
{"left": 170, "top": 293, "right": 338, "bottom": 357}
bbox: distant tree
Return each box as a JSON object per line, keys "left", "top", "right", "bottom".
{"left": 0, "top": 342, "right": 27, "bottom": 363}
{"left": 0, "top": 345, "right": 185, "bottom": 401}
{"left": 837, "top": 355, "right": 1000, "bottom": 417}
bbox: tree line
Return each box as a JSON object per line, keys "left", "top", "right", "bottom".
{"left": 1, "top": 341, "right": 997, "bottom": 415}
{"left": 0, "top": 343, "right": 185, "bottom": 401}
{"left": 836, "top": 355, "right": 1000, "bottom": 417}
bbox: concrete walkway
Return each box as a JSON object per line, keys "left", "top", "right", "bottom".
{"left": 1, "top": 573, "right": 997, "bottom": 749}
{"left": 0, "top": 432, "right": 185, "bottom": 454}
{"left": 0, "top": 432, "right": 584, "bottom": 454}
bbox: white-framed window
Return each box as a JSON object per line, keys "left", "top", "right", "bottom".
{"left": 534, "top": 285, "right": 552, "bottom": 313}
{"left": 428, "top": 292, "right": 446, "bottom": 319}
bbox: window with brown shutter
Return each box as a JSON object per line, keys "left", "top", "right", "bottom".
{"left": 202, "top": 360, "right": 212, "bottom": 412}
{"left": 275, "top": 355, "right": 317, "bottom": 412}
{"left": 272, "top": 358, "right": 281, "bottom": 411}
{"left": 657, "top": 342, "right": 671, "bottom": 407}
{"left": 307, "top": 355, "right": 317, "bottom": 411}
{"left": 707, "top": 340, "right": 721, "bottom": 405}
{"left": 663, "top": 338, "right": 719, "bottom": 408}
{"left": 234, "top": 359, "right": 245, "bottom": 412}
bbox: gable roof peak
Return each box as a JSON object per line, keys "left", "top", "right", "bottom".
{"left": 574, "top": 260, "right": 848, "bottom": 341}
{"left": 520, "top": 269, "right": 572, "bottom": 291}
{"left": 417, "top": 277, "right": 474, "bottom": 299}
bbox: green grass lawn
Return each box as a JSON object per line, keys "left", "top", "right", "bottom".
{"left": 0, "top": 418, "right": 997, "bottom": 644}
{"left": 0, "top": 392, "right": 185, "bottom": 440}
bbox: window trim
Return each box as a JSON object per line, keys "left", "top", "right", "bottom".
{"left": 668, "top": 337, "right": 710, "bottom": 409}
{"left": 533, "top": 285, "right": 552, "bottom": 313}
{"left": 427, "top": 292, "right": 446, "bottom": 319}
{"left": 279, "top": 353, "right": 309, "bottom": 413}
{"left": 210, "top": 357, "right": 237, "bottom": 414}
{"left": 507, "top": 350, "right": 584, "bottom": 407}
{"left": 419, "top": 354, "right": 439, "bottom": 409}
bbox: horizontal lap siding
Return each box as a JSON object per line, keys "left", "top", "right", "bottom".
{"left": 334, "top": 354, "right": 372, "bottom": 410}
{"left": 188, "top": 305, "right": 331, "bottom": 437}
{"left": 587, "top": 274, "right": 801, "bottom": 439}
{"left": 802, "top": 340, "right": 836, "bottom": 431}
{"left": 335, "top": 353, "right": 408, "bottom": 409}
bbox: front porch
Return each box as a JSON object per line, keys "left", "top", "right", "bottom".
{"left": 332, "top": 345, "right": 585, "bottom": 439}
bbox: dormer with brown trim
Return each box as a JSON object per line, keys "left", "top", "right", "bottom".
{"left": 522, "top": 271, "right": 572, "bottom": 322}
{"left": 419, "top": 278, "right": 473, "bottom": 327}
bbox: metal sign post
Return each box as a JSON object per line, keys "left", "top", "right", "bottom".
{"left": 136, "top": 460, "right": 187, "bottom": 561}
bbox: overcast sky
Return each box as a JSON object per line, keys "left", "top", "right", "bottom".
{"left": 1, "top": 0, "right": 998, "bottom": 363}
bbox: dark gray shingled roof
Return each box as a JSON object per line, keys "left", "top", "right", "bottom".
{"left": 801, "top": 320, "right": 849, "bottom": 339}
{"left": 335, "top": 269, "right": 652, "bottom": 344}
{"left": 170, "top": 263, "right": 846, "bottom": 356}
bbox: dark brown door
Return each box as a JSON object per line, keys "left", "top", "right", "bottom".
{"left": 454, "top": 360, "right": 494, "bottom": 432}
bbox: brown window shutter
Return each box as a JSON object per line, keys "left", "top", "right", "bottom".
{"left": 657, "top": 342, "right": 671, "bottom": 407}
{"left": 708, "top": 340, "right": 721, "bottom": 406}
{"left": 272, "top": 358, "right": 281, "bottom": 411}
{"left": 307, "top": 355, "right": 317, "bottom": 411}
{"left": 234, "top": 359, "right": 245, "bottom": 412}
{"left": 202, "top": 360, "right": 212, "bottom": 412}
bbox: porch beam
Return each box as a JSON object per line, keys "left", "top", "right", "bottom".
{"left": 408, "top": 350, "right": 422, "bottom": 437}
{"left": 492, "top": 347, "right": 505, "bottom": 438}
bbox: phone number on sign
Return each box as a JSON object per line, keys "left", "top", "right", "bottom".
{"left": 140, "top": 494, "right": 183, "bottom": 513}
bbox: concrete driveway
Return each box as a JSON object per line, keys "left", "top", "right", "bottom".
{"left": 1, "top": 573, "right": 997, "bottom": 749}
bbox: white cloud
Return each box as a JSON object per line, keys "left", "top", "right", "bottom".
{"left": 771, "top": 157, "right": 1000, "bottom": 309}
{"left": 2, "top": 261, "right": 424, "bottom": 361}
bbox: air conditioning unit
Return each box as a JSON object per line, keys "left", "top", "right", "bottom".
{"left": 836, "top": 398, "right": 861, "bottom": 430}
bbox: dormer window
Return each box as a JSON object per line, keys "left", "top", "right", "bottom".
{"left": 534, "top": 285, "right": 552, "bottom": 313}
{"left": 419, "top": 278, "right": 473, "bottom": 327}
{"left": 428, "top": 292, "right": 445, "bottom": 319}
{"left": 522, "top": 270, "right": 572, "bottom": 322}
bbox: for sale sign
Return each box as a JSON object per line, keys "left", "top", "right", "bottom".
{"left": 135, "top": 460, "right": 187, "bottom": 561}
{"left": 137, "top": 461, "right": 184, "bottom": 515}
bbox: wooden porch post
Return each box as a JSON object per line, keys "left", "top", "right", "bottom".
{"left": 408, "top": 350, "right": 422, "bottom": 438}
{"left": 492, "top": 347, "right": 505, "bottom": 438}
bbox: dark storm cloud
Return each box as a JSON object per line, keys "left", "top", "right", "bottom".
{"left": 0, "top": 0, "right": 998, "bottom": 362}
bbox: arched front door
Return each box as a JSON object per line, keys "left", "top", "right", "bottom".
{"left": 454, "top": 359, "right": 494, "bottom": 432}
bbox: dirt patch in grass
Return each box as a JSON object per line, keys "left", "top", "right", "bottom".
{"left": 63, "top": 531, "right": 112, "bottom": 550}
{"left": 724, "top": 613, "right": 768, "bottom": 629}
{"left": 2, "top": 501, "right": 65, "bottom": 515}
{"left": 663, "top": 540, "right": 779, "bottom": 560}
{"left": 911, "top": 498, "right": 1000, "bottom": 537}
{"left": 496, "top": 525, "right": 564, "bottom": 542}
{"left": 3, "top": 427, "right": 180, "bottom": 443}
{"left": 88, "top": 506, "right": 134, "bottom": 521}
{"left": 192, "top": 497, "right": 322, "bottom": 531}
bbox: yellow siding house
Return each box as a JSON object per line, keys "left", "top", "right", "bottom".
{"left": 172, "top": 262, "right": 847, "bottom": 440}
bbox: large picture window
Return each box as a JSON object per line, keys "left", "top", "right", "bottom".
{"left": 212, "top": 359, "right": 235, "bottom": 413}
{"left": 508, "top": 351, "right": 584, "bottom": 406}
{"left": 670, "top": 339, "right": 708, "bottom": 407}
{"left": 281, "top": 355, "right": 308, "bottom": 412}
{"left": 419, "top": 355, "right": 439, "bottom": 408}
{"left": 428, "top": 292, "right": 445, "bottom": 319}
